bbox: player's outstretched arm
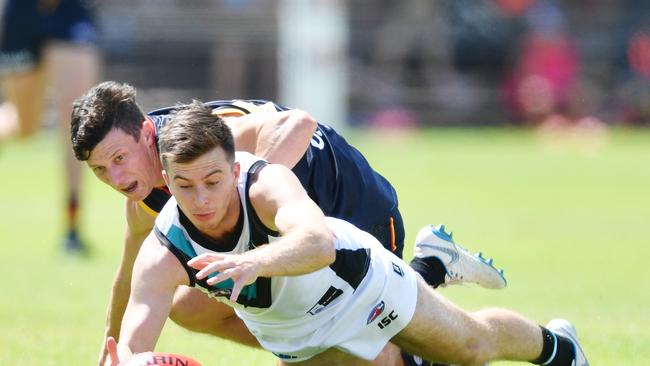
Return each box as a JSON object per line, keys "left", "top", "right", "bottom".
{"left": 105, "top": 336, "right": 124, "bottom": 366}
{"left": 189, "top": 163, "right": 334, "bottom": 302}
{"left": 252, "top": 163, "right": 335, "bottom": 276}
{"left": 225, "top": 109, "right": 316, "bottom": 168}
{"left": 113, "top": 231, "right": 189, "bottom": 362}
{"left": 98, "top": 200, "right": 155, "bottom": 365}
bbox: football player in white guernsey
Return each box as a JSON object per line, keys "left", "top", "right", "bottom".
{"left": 107, "top": 102, "right": 589, "bottom": 366}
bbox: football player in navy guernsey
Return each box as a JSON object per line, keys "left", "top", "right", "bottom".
{"left": 0, "top": 0, "right": 100, "bottom": 254}
{"left": 71, "top": 81, "right": 506, "bottom": 366}
{"left": 106, "top": 102, "right": 589, "bottom": 366}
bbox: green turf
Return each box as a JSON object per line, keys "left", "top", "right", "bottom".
{"left": 0, "top": 127, "right": 648, "bottom": 365}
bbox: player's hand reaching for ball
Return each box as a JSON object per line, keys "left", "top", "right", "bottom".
{"left": 105, "top": 336, "right": 135, "bottom": 366}
{"left": 105, "top": 337, "right": 121, "bottom": 366}
{"left": 188, "top": 252, "right": 261, "bottom": 302}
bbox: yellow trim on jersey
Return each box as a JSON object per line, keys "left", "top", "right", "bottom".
{"left": 212, "top": 107, "right": 247, "bottom": 117}
{"left": 212, "top": 100, "right": 278, "bottom": 118}
{"left": 232, "top": 100, "right": 277, "bottom": 113}
{"left": 138, "top": 200, "right": 160, "bottom": 218}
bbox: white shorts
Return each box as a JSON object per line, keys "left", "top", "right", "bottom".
{"left": 251, "top": 233, "right": 419, "bottom": 363}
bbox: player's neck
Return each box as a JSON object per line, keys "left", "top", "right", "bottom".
{"left": 149, "top": 143, "right": 166, "bottom": 188}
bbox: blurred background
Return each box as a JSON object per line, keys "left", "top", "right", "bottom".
{"left": 1, "top": 1, "right": 649, "bottom": 365}
{"left": 81, "top": 0, "right": 650, "bottom": 128}
{"left": 2, "top": 0, "right": 650, "bottom": 128}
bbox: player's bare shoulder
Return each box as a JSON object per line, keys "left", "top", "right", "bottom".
{"left": 250, "top": 163, "right": 298, "bottom": 195}
{"left": 248, "top": 162, "right": 306, "bottom": 221}
{"left": 135, "top": 230, "right": 190, "bottom": 287}
{"left": 126, "top": 198, "right": 156, "bottom": 236}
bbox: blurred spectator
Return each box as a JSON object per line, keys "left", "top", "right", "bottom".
{"left": 446, "top": 0, "right": 523, "bottom": 84}
{"left": 360, "top": 0, "right": 444, "bottom": 128}
{"left": 439, "top": 0, "right": 526, "bottom": 125}
{"left": 499, "top": 0, "right": 609, "bottom": 152}
{"left": 0, "top": 0, "right": 101, "bottom": 254}
{"left": 501, "top": 0, "right": 604, "bottom": 128}
{"left": 610, "top": 0, "right": 650, "bottom": 125}
{"left": 351, "top": 0, "right": 486, "bottom": 127}
{"left": 208, "top": 0, "right": 277, "bottom": 100}
{"left": 12, "top": 1, "right": 644, "bottom": 129}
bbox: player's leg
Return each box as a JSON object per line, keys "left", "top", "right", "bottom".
{"left": 392, "top": 277, "right": 588, "bottom": 365}
{"left": 277, "top": 348, "right": 372, "bottom": 366}
{"left": 410, "top": 224, "right": 507, "bottom": 289}
{"left": 365, "top": 211, "right": 434, "bottom": 366}
{"left": 0, "top": 1, "right": 46, "bottom": 140}
{"left": 44, "top": 42, "right": 100, "bottom": 253}
{"left": 1, "top": 66, "right": 47, "bottom": 139}
{"left": 392, "top": 218, "right": 506, "bottom": 365}
{"left": 369, "top": 213, "right": 506, "bottom": 291}
{"left": 169, "top": 286, "right": 260, "bottom": 347}
{"left": 277, "top": 343, "right": 403, "bottom": 366}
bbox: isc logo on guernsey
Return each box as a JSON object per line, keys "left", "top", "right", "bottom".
{"left": 366, "top": 301, "right": 399, "bottom": 329}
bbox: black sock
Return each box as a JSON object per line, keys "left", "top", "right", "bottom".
{"left": 409, "top": 256, "right": 447, "bottom": 288}
{"left": 532, "top": 326, "right": 576, "bottom": 365}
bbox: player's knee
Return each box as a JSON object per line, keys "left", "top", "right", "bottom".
{"left": 169, "top": 300, "right": 226, "bottom": 334}
{"left": 169, "top": 288, "right": 234, "bottom": 335}
{"left": 454, "top": 311, "right": 504, "bottom": 364}
{"left": 454, "top": 337, "right": 490, "bottom": 366}
{"left": 168, "top": 303, "right": 207, "bottom": 333}
{"left": 169, "top": 311, "right": 221, "bottom": 336}
{"left": 169, "top": 302, "right": 260, "bottom": 348}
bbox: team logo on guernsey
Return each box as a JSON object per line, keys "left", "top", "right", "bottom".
{"left": 308, "top": 286, "right": 343, "bottom": 315}
{"left": 367, "top": 301, "right": 385, "bottom": 324}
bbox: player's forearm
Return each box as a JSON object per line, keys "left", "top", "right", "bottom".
{"left": 118, "top": 304, "right": 163, "bottom": 356}
{"left": 103, "top": 265, "right": 132, "bottom": 339}
{"left": 254, "top": 227, "right": 334, "bottom": 277}
{"left": 104, "top": 224, "right": 147, "bottom": 341}
{"left": 98, "top": 264, "right": 132, "bottom": 365}
{"left": 120, "top": 238, "right": 181, "bottom": 358}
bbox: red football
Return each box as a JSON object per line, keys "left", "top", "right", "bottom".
{"left": 118, "top": 352, "right": 203, "bottom": 366}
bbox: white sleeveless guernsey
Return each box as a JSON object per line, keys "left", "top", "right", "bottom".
{"left": 154, "top": 152, "right": 418, "bottom": 362}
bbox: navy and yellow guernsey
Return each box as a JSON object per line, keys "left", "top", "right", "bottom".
{"left": 145, "top": 99, "right": 404, "bottom": 257}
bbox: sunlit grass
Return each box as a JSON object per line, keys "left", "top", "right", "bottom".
{"left": 0, "top": 127, "right": 648, "bottom": 365}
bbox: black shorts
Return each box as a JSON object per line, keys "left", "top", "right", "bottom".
{"left": 365, "top": 209, "right": 405, "bottom": 259}
{"left": 0, "top": 0, "right": 98, "bottom": 73}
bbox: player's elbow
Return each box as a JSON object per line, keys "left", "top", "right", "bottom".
{"left": 288, "top": 109, "right": 317, "bottom": 137}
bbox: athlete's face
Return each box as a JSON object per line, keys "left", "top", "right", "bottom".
{"left": 163, "top": 147, "right": 241, "bottom": 238}
{"left": 87, "top": 121, "right": 163, "bottom": 201}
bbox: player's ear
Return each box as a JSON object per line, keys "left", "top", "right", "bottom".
{"left": 233, "top": 162, "right": 240, "bottom": 180}
{"left": 142, "top": 118, "right": 155, "bottom": 145}
{"left": 162, "top": 169, "right": 170, "bottom": 186}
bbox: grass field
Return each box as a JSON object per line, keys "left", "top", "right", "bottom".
{"left": 1, "top": 127, "right": 648, "bottom": 365}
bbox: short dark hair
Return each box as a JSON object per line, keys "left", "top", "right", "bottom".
{"left": 158, "top": 100, "right": 235, "bottom": 168}
{"left": 70, "top": 81, "right": 145, "bottom": 160}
